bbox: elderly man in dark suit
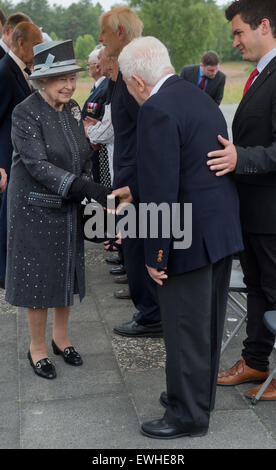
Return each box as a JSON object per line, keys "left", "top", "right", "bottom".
{"left": 116, "top": 36, "right": 243, "bottom": 439}
{"left": 0, "top": 21, "right": 42, "bottom": 285}
{"left": 0, "top": 12, "right": 31, "bottom": 59}
{"left": 98, "top": 7, "right": 162, "bottom": 337}
{"left": 180, "top": 50, "right": 226, "bottom": 105}
{"left": 207, "top": 0, "right": 276, "bottom": 402}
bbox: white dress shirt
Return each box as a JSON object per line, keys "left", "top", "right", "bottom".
{"left": 150, "top": 73, "right": 175, "bottom": 97}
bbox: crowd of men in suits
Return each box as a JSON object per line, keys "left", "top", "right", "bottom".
{"left": 0, "top": 0, "right": 276, "bottom": 439}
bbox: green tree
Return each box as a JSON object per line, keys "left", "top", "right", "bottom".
{"left": 75, "top": 33, "right": 96, "bottom": 64}
{"left": 128, "top": 0, "right": 235, "bottom": 71}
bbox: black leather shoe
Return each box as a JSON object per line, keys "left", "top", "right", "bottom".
{"left": 141, "top": 417, "right": 208, "bottom": 439}
{"left": 160, "top": 391, "right": 169, "bottom": 408}
{"left": 114, "top": 288, "right": 131, "bottom": 299}
{"left": 114, "top": 274, "right": 128, "bottom": 284}
{"left": 105, "top": 254, "right": 121, "bottom": 265}
{"left": 110, "top": 265, "right": 126, "bottom": 275}
{"left": 27, "top": 351, "right": 56, "bottom": 379}
{"left": 113, "top": 320, "right": 163, "bottom": 338}
{"left": 0, "top": 279, "right": 5, "bottom": 289}
{"left": 52, "top": 340, "right": 83, "bottom": 366}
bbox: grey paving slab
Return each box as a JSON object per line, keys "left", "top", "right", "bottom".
{"left": 20, "top": 395, "right": 150, "bottom": 449}
{"left": 0, "top": 400, "right": 20, "bottom": 449}
{"left": 19, "top": 353, "right": 123, "bottom": 403}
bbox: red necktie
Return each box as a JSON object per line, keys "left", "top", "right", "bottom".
{"left": 243, "top": 68, "right": 259, "bottom": 96}
{"left": 198, "top": 75, "right": 206, "bottom": 90}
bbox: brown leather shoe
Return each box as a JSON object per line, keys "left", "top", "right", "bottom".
{"left": 217, "top": 359, "right": 269, "bottom": 386}
{"left": 245, "top": 378, "right": 276, "bottom": 401}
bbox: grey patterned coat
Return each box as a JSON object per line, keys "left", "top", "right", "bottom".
{"left": 5, "top": 91, "right": 93, "bottom": 308}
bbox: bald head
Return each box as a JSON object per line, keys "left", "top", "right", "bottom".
{"left": 10, "top": 22, "right": 42, "bottom": 66}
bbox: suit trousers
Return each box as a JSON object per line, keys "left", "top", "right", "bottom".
{"left": 240, "top": 233, "right": 276, "bottom": 372}
{"left": 157, "top": 256, "right": 232, "bottom": 429}
{"left": 122, "top": 236, "right": 161, "bottom": 325}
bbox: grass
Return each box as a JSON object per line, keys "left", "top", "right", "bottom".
{"left": 220, "top": 61, "right": 254, "bottom": 104}
{"left": 72, "top": 61, "right": 254, "bottom": 108}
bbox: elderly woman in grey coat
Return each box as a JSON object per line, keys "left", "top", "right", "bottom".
{"left": 5, "top": 40, "right": 111, "bottom": 380}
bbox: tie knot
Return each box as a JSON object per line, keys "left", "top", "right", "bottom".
{"left": 249, "top": 68, "right": 259, "bottom": 80}
{"left": 243, "top": 68, "right": 259, "bottom": 96}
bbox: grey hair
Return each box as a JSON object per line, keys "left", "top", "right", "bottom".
{"left": 31, "top": 77, "right": 48, "bottom": 90}
{"left": 118, "top": 36, "right": 174, "bottom": 86}
{"left": 89, "top": 44, "right": 105, "bottom": 64}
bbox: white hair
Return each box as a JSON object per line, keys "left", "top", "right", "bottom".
{"left": 118, "top": 36, "right": 174, "bottom": 86}
{"left": 89, "top": 44, "right": 105, "bottom": 64}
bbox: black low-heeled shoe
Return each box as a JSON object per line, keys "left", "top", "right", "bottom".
{"left": 52, "top": 340, "right": 83, "bottom": 366}
{"left": 27, "top": 351, "right": 57, "bottom": 379}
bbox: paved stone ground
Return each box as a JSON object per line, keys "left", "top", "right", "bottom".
{"left": 0, "top": 241, "right": 275, "bottom": 450}
{"left": 0, "top": 104, "right": 276, "bottom": 449}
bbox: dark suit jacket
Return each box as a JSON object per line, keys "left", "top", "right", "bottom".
{"left": 81, "top": 77, "right": 109, "bottom": 120}
{"left": 0, "top": 45, "right": 6, "bottom": 59}
{"left": 111, "top": 71, "right": 139, "bottom": 191}
{"left": 233, "top": 56, "right": 276, "bottom": 233}
{"left": 180, "top": 64, "right": 226, "bottom": 105}
{"left": 0, "top": 53, "right": 32, "bottom": 176}
{"left": 137, "top": 75, "right": 243, "bottom": 275}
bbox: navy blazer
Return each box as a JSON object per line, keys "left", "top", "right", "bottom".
{"left": 137, "top": 75, "right": 243, "bottom": 275}
{"left": 180, "top": 64, "right": 226, "bottom": 105}
{"left": 0, "top": 53, "right": 32, "bottom": 175}
{"left": 81, "top": 77, "right": 109, "bottom": 120}
{"left": 111, "top": 71, "right": 139, "bottom": 190}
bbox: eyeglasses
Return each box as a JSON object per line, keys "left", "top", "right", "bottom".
{"left": 87, "top": 62, "right": 97, "bottom": 67}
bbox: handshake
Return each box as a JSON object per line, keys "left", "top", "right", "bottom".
{"left": 107, "top": 185, "right": 133, "bottom": 213}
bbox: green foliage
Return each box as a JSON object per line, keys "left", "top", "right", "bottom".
{"left": 129, "top": 0, "right": 236, "bottom": 72}
{"left": 0, "top": 0, "right": 238, "bottom": 67}
{"left": 0, "top": 0, "right": 103, "bottom": 58}
{"left": 75, "top": 33, "right": 96, "bottom": 65}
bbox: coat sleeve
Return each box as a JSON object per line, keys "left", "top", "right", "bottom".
{"left": 235, "top": 90, "right": 276, "bottom": 174}
{"left": 137, "top": 102, "right": 181, "bottom": 269}
{"left": 11, "top": 103, "right": 77, "bottom": 197}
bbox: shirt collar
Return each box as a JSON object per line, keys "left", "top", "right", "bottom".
{"left": 150, "top": 73, "right": 175, "bottom": 97}
{"left": 0, "top": 38, "right": 9, "bottom": 53}
{"left": 94, "top": 76, "right": 106, "bottom": 88}
{"left": 257, "top": 47, "right": 276, "bottom": 74}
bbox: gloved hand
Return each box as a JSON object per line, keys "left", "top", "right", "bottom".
{"left": 69, "top": 175, "right": 112, "bottom": 208}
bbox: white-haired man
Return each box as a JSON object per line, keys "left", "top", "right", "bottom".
{"left": 98, "top": 7, "right": 163, "bottom": 338}
{"left": 116, "top": 36, "right": 243, "bottom": 439}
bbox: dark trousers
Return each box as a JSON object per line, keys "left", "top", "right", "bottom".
{"left": 0, "top": 189, "right": 7, "bottom": 281}
{"left": 240, "top": 233, "right": 276, "bottom": 372}
{"left": 157, "top": 256, "right": 232, "bottom": 430}
{"left": 122, "top": 236, "right": 161, "bottom": 325}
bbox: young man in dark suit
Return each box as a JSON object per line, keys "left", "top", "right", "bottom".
{"left": 180, "top": 50, "right": 226, "bottom": 105}
{"left": 116, "top": 36, "right": 243, "bottom": 439}
{"left": 207, "top": 0, "right": 276, "bottom": 401}
{"left": 0, "top": 22, "right": 42, "bottom": 285}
